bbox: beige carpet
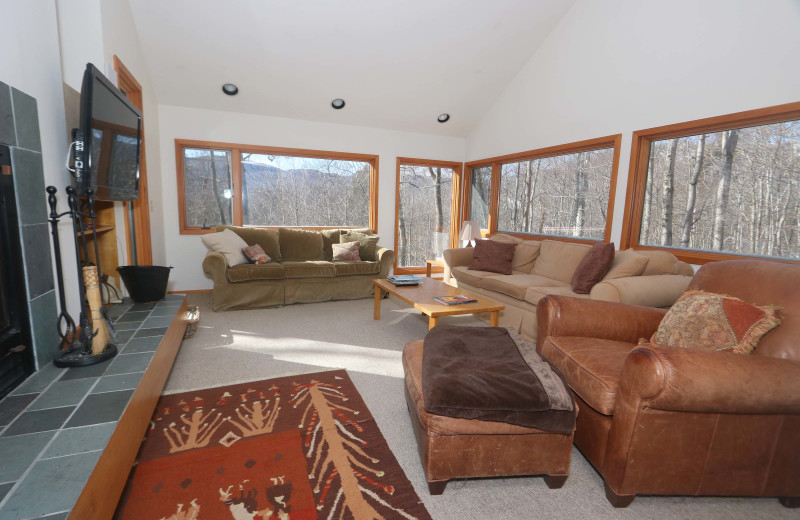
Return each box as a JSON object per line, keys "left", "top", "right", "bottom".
{"left": 164, "top": 293, "right": 793, "bottom": 520}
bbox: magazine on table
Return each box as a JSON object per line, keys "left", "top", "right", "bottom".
{"left": 434, "top": 294, "right": 478, "bottom": 305}
{"left": 387, "top": 274, "right": 421, "bottom": 286}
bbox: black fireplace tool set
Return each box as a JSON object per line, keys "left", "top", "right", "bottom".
{"left": 47, "top": 185, "right": 117, "bottom": 367}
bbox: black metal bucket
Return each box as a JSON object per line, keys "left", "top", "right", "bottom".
{"left": 117, "top": 265, "right": 172, "bottom": 303}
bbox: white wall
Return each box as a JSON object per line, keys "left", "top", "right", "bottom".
{"left": 1, "top": 0, "right": 75, "bottom": 315}
{"left": 157, "top": 105, "right": 466, "bottom": 290}
{"left": 466, "top": 0, "right": 800, "bottom": 245}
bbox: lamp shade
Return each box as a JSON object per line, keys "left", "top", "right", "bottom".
{"left": 459, "top": 220, "right": 482, "bottom": 242}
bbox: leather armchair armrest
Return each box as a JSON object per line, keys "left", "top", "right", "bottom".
{"left": 375, "top": 247, "right": 394, "bottom": 278}
{"left": 620, "top": 345, "right": 800, "bottom": 414}
{"left": 536, "top": 295, "right": 667, "bottom": 349}
{"left": 442, "top": 247, "right": 474, "bottom": 283}
{"left": 202, "top": 252, "right": 228, "bottom": 284}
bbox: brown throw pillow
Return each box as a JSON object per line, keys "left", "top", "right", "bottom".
{"left": 332, "top": 241, "right": 361, "bottom": 261}
{"left": 469, "top": 239, "right": 516, "bottom": 275}
{"left": 571, "top": 242, "right": 615, "bottom": 294}
{"left": 341, "top": 231, "right": 379, "bottom": 261}
{"left": 652, "top": 290, "right": 781, "bottom": 354}
{"left": 242, "top": 244, "right": 271, "bottom": 264}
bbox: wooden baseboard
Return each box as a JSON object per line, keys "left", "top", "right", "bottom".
{"left": 69, "top": 299, "right": 188, "bottom": 519}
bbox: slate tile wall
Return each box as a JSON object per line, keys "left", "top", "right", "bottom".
{"left": 0, "top": 81, "right": 59, "bottom": 368}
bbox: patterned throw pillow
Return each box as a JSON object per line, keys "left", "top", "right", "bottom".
{"left": 652, "top": 290, "right": 781, "bottom": 354}
{"left": 242, "top": 244, "right": 271, "bottom": 264}
{"left": 340, "top": 231, "right": 379, "bottom": 261}
{"left": 332, "top": 241, "right": 361, "bottom": 261}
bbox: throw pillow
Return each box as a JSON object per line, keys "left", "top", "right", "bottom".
{"left": 242, "top": 244, "right": 271, "bottom": 264}
{"left": 603, "top": 248, "right": 649, "bottom": 279}
{"left": 332, "top": 241, "right": 361, "bottom": 261}
{"left": 652, "top": 289, "right": 782, "bottom": 354}
{"left": 469, "top": 239, "right": 516, "bottom": 275}
{"left": 341, "top": 231, "right": 380, "bottom": 261}
{"left": 200, "top": 229, "right": 249, "bottom": 266}
{"left": 571, "top": 242, "right": 615, "bottom": 294}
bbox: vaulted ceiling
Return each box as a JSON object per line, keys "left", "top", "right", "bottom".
{"left": 128, "top": 0, "right": 575, "bottom": 137}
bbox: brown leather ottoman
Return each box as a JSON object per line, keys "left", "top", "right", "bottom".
{"left": 402, "top": 339, "right": 575, "bottom": 495}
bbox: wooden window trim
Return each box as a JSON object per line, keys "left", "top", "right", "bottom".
{"left": 394, "top": 157, "right": 464, "bottom": 274}
{"left": 462, "top": 134, "right": 622, "bottom": 245}
{"left": 620, "top": 101, "right": 800, "bottom": 265}
{"left": 175, "top": 139, "right": 379, "bottom": 235}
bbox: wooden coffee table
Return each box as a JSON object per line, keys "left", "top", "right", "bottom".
{"left": 373, "top": 277, "right": 504, "bottom": 330}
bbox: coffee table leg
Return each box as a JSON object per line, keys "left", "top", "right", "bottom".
{"left": 429, "top": 316, "right": 439, "bottom": 330}
{"left": 374, "top": 286, "right": 381, "bottom": 320}
{"left": 426, "top": 262, "right": 432, "bottom": 278}
{"left": 489, "top": 310, "right": 499, "bottom": 327}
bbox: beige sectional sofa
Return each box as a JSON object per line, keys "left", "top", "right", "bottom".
{"left": 442, "top": 234, "right": 694, "bottom": 339}
{"left": 202, "top": 226, "right": 394, "bottom": 311}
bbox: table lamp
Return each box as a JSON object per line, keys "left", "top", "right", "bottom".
{"left": 459, "top": 220, "right": 482, "bottom": 247}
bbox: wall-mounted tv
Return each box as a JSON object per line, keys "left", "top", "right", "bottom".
{"left": 75, "top": 63, "right": 142, "bottom": 201}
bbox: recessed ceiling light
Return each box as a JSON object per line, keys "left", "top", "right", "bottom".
{"left": 437, "top": 113, "right": 450, "bottom": 123}
{"left": 331, "top": 98, "right": 346, "bottom": 109}
{"left": 222, "top": 83, "right": 239, "bottom": 96}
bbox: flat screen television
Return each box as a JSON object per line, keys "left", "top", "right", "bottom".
{"left": 75, "top": 63, "right": 142, "bottom": 201}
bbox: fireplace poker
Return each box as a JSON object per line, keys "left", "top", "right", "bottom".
{"left": 46, "top": 186, "right": 76, "bottom": 350}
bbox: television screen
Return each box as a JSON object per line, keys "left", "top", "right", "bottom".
{"left": 77, "top": 63, "right": 142, "bottom": 201}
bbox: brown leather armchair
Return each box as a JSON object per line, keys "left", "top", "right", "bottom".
{"left": 536, "top": 260, "right": 800, "bottom": 508}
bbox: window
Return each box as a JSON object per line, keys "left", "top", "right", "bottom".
{"left": 395, "top": 158, "right": 463, "bottom": 273}
{"left": 176, "top": 140, "right": 378, "bottom": 234}
{"left": 463, "top": 135, "right": 621, "bottom": 243}
{"left": 621, "top": 102, "right": 800, "bottom": 263}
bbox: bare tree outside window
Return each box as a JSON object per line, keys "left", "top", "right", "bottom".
{"left": 639, "top": 120, "right": 800, "bottom": 259}
{"left": 241, "top": 154, "right": 370, "bottom": 227}
{"left": 397, "top": 164, "right": 454, "bottom": 268}
{"left": 469, "top": 166, "right": 491, "bottom": 230}
{"left": 497, "top": 148, "right": 613, "bottom": 239}
{"left": 183, "top": 148, "right": 233, "bottom": 228}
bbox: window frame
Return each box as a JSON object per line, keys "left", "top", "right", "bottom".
{"left": 463, "top": 134, "right": 622, "bottom": 244}
{"left": 394, "top": 157, "right": 464, "bottom": 275}
{"left": 175, "top": 139, "right": 379, "bottom": 235}
{"left": 620, "top": 101, "right": 800, "bottom": 265}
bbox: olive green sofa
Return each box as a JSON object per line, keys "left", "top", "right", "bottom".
{"left": 202, "top": 226, "right": 394, "bottom": 311}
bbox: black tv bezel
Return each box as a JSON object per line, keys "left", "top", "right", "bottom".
{"left": 77, "top": 63, "right": 143, "bottom": 201}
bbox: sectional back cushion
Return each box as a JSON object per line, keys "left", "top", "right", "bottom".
{"left": 216, "top": 225, "right": 282, "bottom": 262}
{"left": 279, "top": 228, "right": 325, "bottom": 261}
{"left": 321, "top": 229, "right": 341, "bottom": 261}
{"left": 532, "top": 240, "right": 592, "bottom": 283}
{"left": 603, "top": 248, "right": 649, "bottom": 279}
{"left": 341, "top": 230, "right": 379, "bottom": 261}
{"left": 201, "top": 229, "right": 250, "bottom": 266}
{"left": 639, "top": 250, "right": 679, "bottom": 275}
{"left": 489, "top": 234, "right": 541, "bottom": 273}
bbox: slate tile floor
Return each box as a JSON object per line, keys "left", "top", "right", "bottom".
{"left": 0, "top": 295, "right": 184, "bottom": 520}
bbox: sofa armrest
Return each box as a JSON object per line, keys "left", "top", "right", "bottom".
{"left": 619, "top": 345, "right": 800, "bottom": 414}
{"left": 202, "top": 252, "right": 228, "bottom": 284}
{"left": 442, "top": 247, "right": 474, "bottom": 283}
{"left": 375, "top": 247, "right": 394, "bottom": 278}
{"left": 536, "top": 295, "right": 667, "bottom": 350}
{"left": 590, "top": 274, "right": 692, "bottom": 307}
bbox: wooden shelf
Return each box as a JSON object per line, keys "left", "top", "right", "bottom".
{"left": 76, "top": 225, "right": 114, "bottom": 238}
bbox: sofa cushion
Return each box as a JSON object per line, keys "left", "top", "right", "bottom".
{"left": 532, "top": 240, "right": 592, "bottom": 283}
{"left": 603, "top": 248, "right": 649, "bottom": 279}
{"left": 571, "top": 242, "right": 615, "bottom": 294}
{"left": 282, "top": 261, "right": 335, "bottom": 278}
{"left": 451, "top": 266, "right": 499, "bottom": 287}
{"left": 482, "top": 274, "right": 568, "bottom": 300}
{"left": 639, "top": 250, "right": 679, "bottom": 276}
{"left": 341, "top": 231, "right": 379, "bottom": 261}
{"left": 512, "top": 241, "right": 541, "bottom": 273}
{"left": 470, "top": 239, "right": 516, "bottom": 275}
{"left": 524, "top": 286, "right": 588, "bottom": 306}
{"left": 279, "top": 228, "right": 325, "bottom": 261}
{"left": 540, "top": 336, "right": 635, "bottom": 415}
{"left": 217, "top": 225, "right": 281, "bottom": 262}
{"left": 226, "top": 262, "right": 286, "bottom": 282}
{"left": 333, "top": 261, "right": 380, "bottom": 276}
{"left": 201, "top": 229, "right": 249, "bottom": 266}
{"left": 321, "top": 229, "right": 341, "bottom": 261}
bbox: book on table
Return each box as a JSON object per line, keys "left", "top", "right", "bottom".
{"left": 387, "top": 275, "right": 421, "bottom": 286}
{"left": 433, "top": 294, "right": 478, "bottom": 305}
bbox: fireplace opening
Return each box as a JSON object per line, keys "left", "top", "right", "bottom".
{"left": 0, "top": 145, "right": 34, "bottom": 398}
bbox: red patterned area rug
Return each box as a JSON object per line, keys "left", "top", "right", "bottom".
{"left": 116, "top": 370, "right": 431, "bottom": 520}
